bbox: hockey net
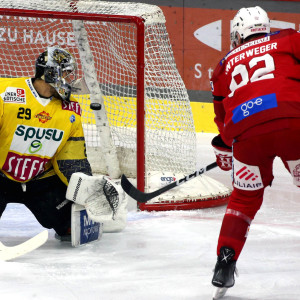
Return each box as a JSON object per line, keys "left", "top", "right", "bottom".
{"left": 0, "top": 0, "right": 231, "bottom": 211}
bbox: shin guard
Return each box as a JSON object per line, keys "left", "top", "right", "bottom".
{"left": 217, "top": 209, "right": 252, "bottom": 260}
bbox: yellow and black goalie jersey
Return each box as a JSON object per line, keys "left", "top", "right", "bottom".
{"left": 0, "top": 77, "right": 92, "bottom": 185}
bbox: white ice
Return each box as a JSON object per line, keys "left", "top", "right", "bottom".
{"left": 1, "top": 133, "right": 300, "bottom": 300}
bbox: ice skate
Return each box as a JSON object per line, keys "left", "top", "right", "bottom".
{"left": 212, "top": 287, "right": 228, "bottom": 300}
{"left": 212, "top": 247, "right": 237, "bottom": 299}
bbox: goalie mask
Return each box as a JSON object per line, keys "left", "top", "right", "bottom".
{"left": 230, "top": 6, "right": 270, "bottom": 48}
{"left": 35, "top": 47, "right": 77, "bottom": 101}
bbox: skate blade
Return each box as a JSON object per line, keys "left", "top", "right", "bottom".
{"left": 212, "top": 287, "right": 228, "bottom": 299}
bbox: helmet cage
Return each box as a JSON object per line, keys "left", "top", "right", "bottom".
{"left": 35, "top": 47, "right": 77, "bottom": 101}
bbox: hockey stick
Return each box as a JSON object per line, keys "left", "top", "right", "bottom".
{"left": 0, "top": 230, "right": 48, "bottom": 261}
{"left": 121, "top": 162, "right": 218, "bottom": 202}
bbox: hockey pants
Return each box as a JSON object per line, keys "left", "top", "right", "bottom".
{"left": 217, "top": 128, "right": 300, "bottom": 260}
{"left": 0, "top": 175, "right": 72, "bottom": 236}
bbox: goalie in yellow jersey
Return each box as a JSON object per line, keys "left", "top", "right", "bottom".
{"left": 0, "top": 46, "right": 126, "bottom": 247}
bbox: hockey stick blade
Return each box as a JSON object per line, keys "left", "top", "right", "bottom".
{"left": 121, "top": 162, "right": 218, "bottom": 202}
{"left": 0, "top": 230, "right": 48, "bottom": 261}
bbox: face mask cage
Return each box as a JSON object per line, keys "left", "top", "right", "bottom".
{"left": 36, "top": 47, "right": 77, "bottom": 101}
{"left": 44, "top": 65, "right": 77, "bottom": 85}
{"left": 60, "top": 61, "right": 77, "bottom": 85}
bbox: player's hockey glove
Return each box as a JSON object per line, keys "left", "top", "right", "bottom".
{"left": 211, "top": 135, "right": 232, "bottom": 171}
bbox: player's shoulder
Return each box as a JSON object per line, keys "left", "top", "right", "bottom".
{"left": 268, "top": 28, "right": 299, "bottom": 39}
{"left": 211, "top": 56, "right": 226, "bottom": 82}
{"left": 0, "top": 77, "right": 29, "bottom": 86}
{"left": 0, "top": 77, "right": 29, "bottom": 104}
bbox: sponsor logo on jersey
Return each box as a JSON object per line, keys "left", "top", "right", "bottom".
{"left": 80, "top": 210, "right": 100, "bottom": 244}
{"left": 11, "top": 125, "right": 64, "bottom": 156}
{"left": 232, "top": 93, "right": 277, "bottom": 124}
{"left": 233, "top": 159, "right": 263, "bottom": 190}
{"left": 62, "top": 100, "right": 81, "bottom": 116}
{"left": 35, "top": 111, "right": 52, "bottom": 123}
{"left": 70, "top": 114, "right": 75, "bottom": 123}
{"left": 2, "top": 152, "right": 49, "bottom": 181}
{"left": 1, "top": 87, "right": 26, "bottom": 104}
{"left": 2, "top": 125, "right": 65, "bottom": 181}
{"left": 29, "top": 140, "right": 43, "bottom": 154}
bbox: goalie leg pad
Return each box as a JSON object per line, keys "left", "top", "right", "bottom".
{"left": 103, "top": 194, "right": 128, "bottom": 233}
{"left": 71, "top": 203, "right": 103, "bottom": 247}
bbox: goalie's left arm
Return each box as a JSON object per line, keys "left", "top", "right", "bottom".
{"left": 66, "top": 172, "right": 126, "bottom": 228}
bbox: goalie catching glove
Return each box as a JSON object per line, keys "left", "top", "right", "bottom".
{"left": 66, "top": 173, "right": 124, "bottom": 223}
{"left": 212, "top": 135, "right": 233, "bottom": 171}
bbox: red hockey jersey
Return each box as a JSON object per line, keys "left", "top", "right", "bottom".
{"left": 210, "top": 29, "right": 300, "bottom": 143}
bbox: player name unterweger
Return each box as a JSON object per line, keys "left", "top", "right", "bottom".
{"left": 226, "top": 42, "right": 277, "bottom": 73}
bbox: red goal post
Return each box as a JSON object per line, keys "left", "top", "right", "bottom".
{"left": 0, "top": 0, "right": 231, "bottom": 211}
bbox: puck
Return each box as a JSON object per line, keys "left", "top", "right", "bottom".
{"left": 90, "top": 103, "right": 101, "bottom": 110}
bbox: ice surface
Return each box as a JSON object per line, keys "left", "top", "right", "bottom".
{"left": 0, "top": 133, "right": 300, "bottom": 300}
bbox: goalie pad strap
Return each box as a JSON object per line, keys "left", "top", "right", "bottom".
{"left": 72, "top": 177, "right": 83, "bottom": 202}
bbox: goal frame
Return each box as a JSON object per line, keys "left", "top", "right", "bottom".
{"left": 0, "top": 7, "right": 147, "bottom": 195}
{"left": 0, "top": 3, "right": 231, "bottom": 211}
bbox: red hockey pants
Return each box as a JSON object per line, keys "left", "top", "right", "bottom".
{"left": 217, "top": 127, "right": 300, "bottom": 260}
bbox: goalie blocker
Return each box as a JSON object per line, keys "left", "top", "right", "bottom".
{"left": 66, "top": 173, "right": 127, "bottom": 247}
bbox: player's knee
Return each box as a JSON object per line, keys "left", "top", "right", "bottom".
{"left": 228, "top": 188, "right": 264, "bottom": 219}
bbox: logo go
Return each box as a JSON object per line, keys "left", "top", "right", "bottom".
{"left": 29, "top": 140, "right": 42, "bottom": 154}
{"left": 241, "top": 97, "right": 263, "bottom": 117}
{"left": 232, "top": 93, "right": 277, "bottom": 124}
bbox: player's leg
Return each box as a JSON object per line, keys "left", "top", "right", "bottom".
{"left": 277, "top": 128, "right": 300, "bottom": 187}
{"left": 0, "top": 177, "right": 27, "bottom": 220}
{"left": 212, "top": 132, "right": 275, "bottom": 289}
{"left": 24, "top": 176, "right": 72, "bottom": 237}
{"left": 0, "top": 200, "right": 7, "bottom": 220}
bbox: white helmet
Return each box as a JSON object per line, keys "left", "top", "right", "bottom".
{"left": 231, "top": 6, "right": 270, "bottom": 47}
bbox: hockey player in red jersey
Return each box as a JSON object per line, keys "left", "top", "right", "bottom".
{"left": 210, "top": 6, "right": 300, "bottom": 299}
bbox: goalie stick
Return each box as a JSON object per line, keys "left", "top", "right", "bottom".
{"left": 121, "top": 162, "right": 218, "bottom": 202}
{"left": 0, "top": 230, "right": 48, "bottom": 261}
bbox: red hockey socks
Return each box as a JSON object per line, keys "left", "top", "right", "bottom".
{"left": 217, "top": 210, "right": 252, "bottom": 260}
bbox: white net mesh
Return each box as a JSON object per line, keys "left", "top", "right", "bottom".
{"left": 0, "top": 0, "right": 231, "bottom": 209}
{"left": 0, "top": 0, "right": 196, "bottom": 178}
